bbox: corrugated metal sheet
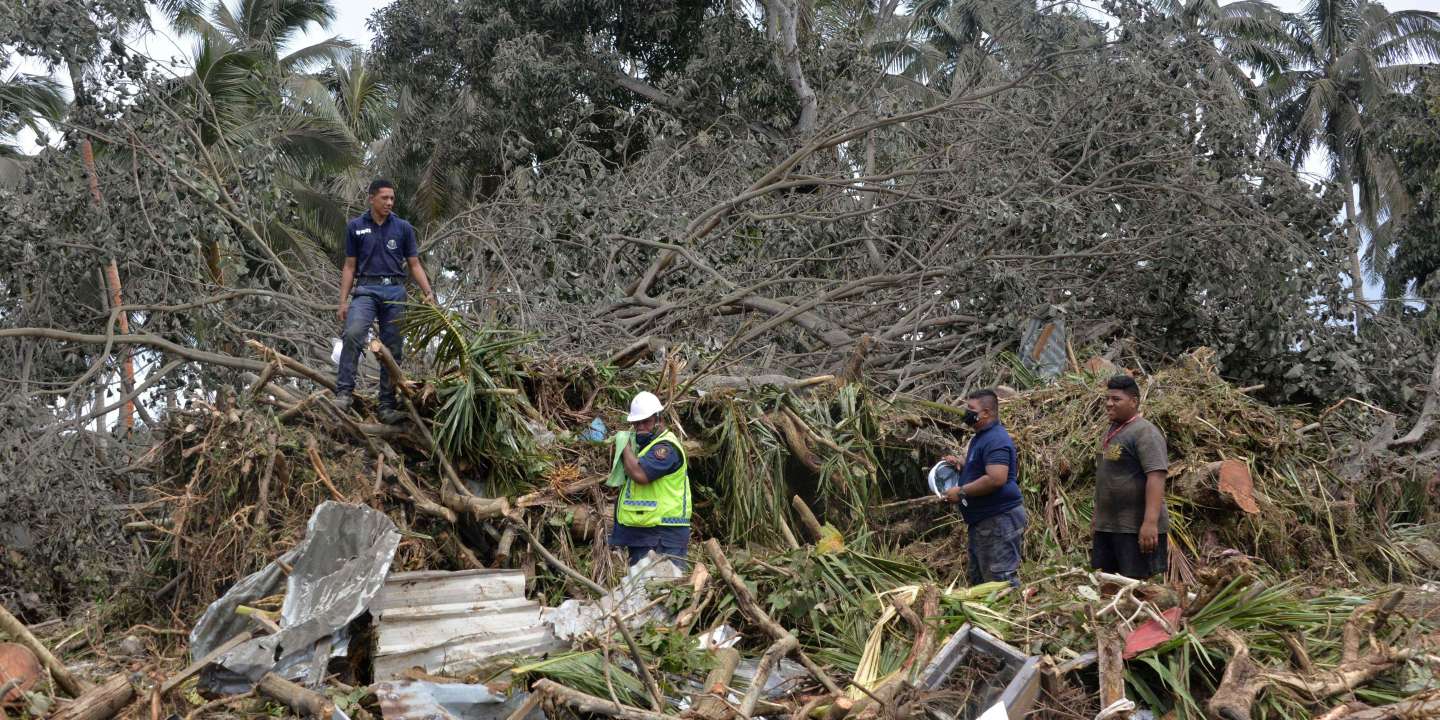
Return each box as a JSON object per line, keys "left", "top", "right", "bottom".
{"left": 1019, "top": 318, "right": 1068, "bottom": 379}
{"left": 372, "top": 569, "right": 564, "bottom": 680}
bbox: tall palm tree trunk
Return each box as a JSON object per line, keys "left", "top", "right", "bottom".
{"left": 1339, "top": 171, "right": 1368, "bottom": 314}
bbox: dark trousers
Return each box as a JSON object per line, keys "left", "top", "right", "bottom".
{"left": 336, "top": 284, "right": 406, "bottom": 406}
{"left": 1092, "top": 531, "right": 1168, "bottom": 580}
{"left": 966, "top": 505, "right": 1027, "bottom": 588}
{"left": 624, "top": 543, "right": 689, "bottom": 572}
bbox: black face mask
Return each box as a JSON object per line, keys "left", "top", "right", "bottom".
{"left": 962, "top": 409, "right": 979, "bottom": 427}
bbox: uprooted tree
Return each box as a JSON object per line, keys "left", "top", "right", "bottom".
{"left": 2, "top": 0, "right": 1440, "bottom": 614}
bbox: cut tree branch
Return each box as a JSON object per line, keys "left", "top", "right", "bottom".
{"left": 1390, "top": 348, "right": 1440, "bottom": 448}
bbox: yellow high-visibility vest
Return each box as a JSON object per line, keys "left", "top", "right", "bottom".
{"left": 616, "top": 430, "right": 690, "bottom": 528}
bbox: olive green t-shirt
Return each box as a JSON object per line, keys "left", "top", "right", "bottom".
{"left": 1093, "top": 417, "right": 1169, "bottom": 534}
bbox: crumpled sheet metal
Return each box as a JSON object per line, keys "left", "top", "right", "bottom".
{"left": 189, "top": 501, "right": 401, "bottom": 693}
{"left": 375, "top": 681, "right": 545, "bottom": 720}
{"left": 541, "top": 552, "right": 682, "bottom": 641}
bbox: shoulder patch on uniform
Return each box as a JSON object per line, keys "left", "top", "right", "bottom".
{"left": 652, "top": 445, "right": 671, "bottom": 460}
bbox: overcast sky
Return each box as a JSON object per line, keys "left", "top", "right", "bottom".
{"left": 123, "top": 0, "right": 1440, "bottom": 67}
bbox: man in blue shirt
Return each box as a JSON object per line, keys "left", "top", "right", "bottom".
{"left": 940, "top": 388, "right": 1027, "bottom": 587}
{"left": 334, "top": 179, "right": 436, "bottom": 423}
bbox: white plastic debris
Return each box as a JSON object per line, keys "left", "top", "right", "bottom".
{"left": 697, "top": 624, "right": 740, "bottom": 650}
{"left": 542, "top": 552, "right": 682, "bottom": 641}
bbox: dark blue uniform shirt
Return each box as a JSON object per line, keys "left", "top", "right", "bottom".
{"left": 346, "top": 212, "right": 418, "bottom": 277}
{"left": 956, "top": 422, "right": 1021, "bottom": 525}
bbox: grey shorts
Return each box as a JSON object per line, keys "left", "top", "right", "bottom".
{"left": 966, "top": 505, "right": 1027, "bottom": 588}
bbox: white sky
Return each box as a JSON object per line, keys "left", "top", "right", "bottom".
{"left": 122, "top": 0, "right": 1440, "bottom": 72}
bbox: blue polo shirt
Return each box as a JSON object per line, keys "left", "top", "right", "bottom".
{"left": 346, "top": 212, "right": 418, "bottom": 277}
{"left": 956, "top": 422, "right": 1021, "bottom": 525}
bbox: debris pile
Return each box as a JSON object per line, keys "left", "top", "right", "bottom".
{"left": 1, "top": 337, "right": 1437, "bottom": 719}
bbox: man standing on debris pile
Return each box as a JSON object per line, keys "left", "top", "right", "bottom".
{"left": 610, "top": 391, "right": 691, "bottom": 570}
{"left": 941, "top": 388, "right": 1027, "bottom": 588}
{"left": 1092, "top": 375, "right": 1169, "bottom": 579}
{"left": 334, "top": 179, "right": 436, "bottom": 424}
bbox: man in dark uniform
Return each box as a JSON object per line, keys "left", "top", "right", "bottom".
{"left": 1092, "top": 374, "right": 1170, "bottom": 579}
{"left": 334, "top": 179, "right": 435, "bottom": 423}
{"left": 610, "top": 391, "right": 691, "bottom": 570}
{"left": 941, "top": 388, "right": 1027, "bottom": 588}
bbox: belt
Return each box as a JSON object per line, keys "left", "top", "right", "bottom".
{"left": 356, "top": 275, "right": 404, "bottom": 286}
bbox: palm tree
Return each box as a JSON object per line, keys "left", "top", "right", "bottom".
{"left": 158, "top": 0, "right": 367, "bottom": 281}
{"left": 0, "top": 72, "right": 66, "bottom": 156}
{"left": 168, "top": 0, "right": 352, "bottom": 74}
{"left": 285, "top": 52, "right": 397, "bottom": 252}
{"left": 1266, "top": 0, "right": 1440, "bottom": 309}
{"left": 1150, "top": 0, "right": 1295, "bottom": 111}
{"left": 0, "top": 72, "right": 67, "bottom": 184}
{"left": 875, "top": 0, "right": 1101, "bottom": 97}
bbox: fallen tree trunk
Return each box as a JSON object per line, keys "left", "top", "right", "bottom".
{"left": 1208, "top": 592, "right": 1414, "bottom": 719}
{"left": 1207, "top": 630, "right": 1262, "bottom": 720}
{"left": 1175, "top": 460, "right": 1259, "bottom": 514}
{"left": 775, "top": 414, "right": 822, "bottom": 472}
{"left": 1344, "top": 694, "right": 1440, "bottom": 720}
{"left": 52, "top": 673, "right": 133, "bottom": 720}
{"left": 690, "top": 646, "right": 741, "bottom": 720}
{"left": 790, "top": 495, "right": 825, "bottom": 543}
{"left": 440, "top": 487, "right": 511, "bottom": 520}
{"left": 1097, "top": 625, "right": 1130, "bottom": 719}
{"left": 257, "top": 672, "right": 333, "bottom": 718}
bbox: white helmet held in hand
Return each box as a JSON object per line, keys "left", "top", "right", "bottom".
{"left": 627, "top": 391, "right": 665, "bottom": 423}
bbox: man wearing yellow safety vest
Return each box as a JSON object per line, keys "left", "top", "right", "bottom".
{"left": 609, "top": 391, "right": 691, "bottom": 569}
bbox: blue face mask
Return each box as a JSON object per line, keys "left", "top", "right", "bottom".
{"left": 962, "top": 409, "right": 979, "bottom": 427}
{"left": 635, "top": 431, "right": 656, "bottom": 447}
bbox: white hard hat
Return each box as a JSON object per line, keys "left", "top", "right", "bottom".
{"left": 626, "top": 391, "right": 665, "bottom": 423}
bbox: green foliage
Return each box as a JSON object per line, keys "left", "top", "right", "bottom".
{"left": 731, "top": 545, "right": 936, "bottom": 658}
{"left": 702, "top": 398, "right": 793, "bottom": 546}
{"left": 1126, "top": 576, "right": 1376, "bottom": 719}
{"left": 1376, "top": 69, "right": 1440, "bottom": 301}
{"left": 511, "top": 651, "right": 650, "bottom": 706}
{"left": 367, "top": 0, "right": 791, "bottom": 222}
{"left": 402, "top": 304, "right": 547, "bottom": 493}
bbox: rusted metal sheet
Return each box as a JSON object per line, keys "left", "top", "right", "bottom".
{"left": 372, "top": 569, "right": 563, "bottom": 680}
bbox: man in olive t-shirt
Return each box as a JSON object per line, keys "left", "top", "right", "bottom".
{"left": 1092, "top": 374, "right": 1169, "bottom": 579}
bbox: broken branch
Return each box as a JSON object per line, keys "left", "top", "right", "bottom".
{"left": 702, "top": 539, "right": 843, "bottom": 696}
{"left": 0, "top": 602, "right": 88, "bottom": 697}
